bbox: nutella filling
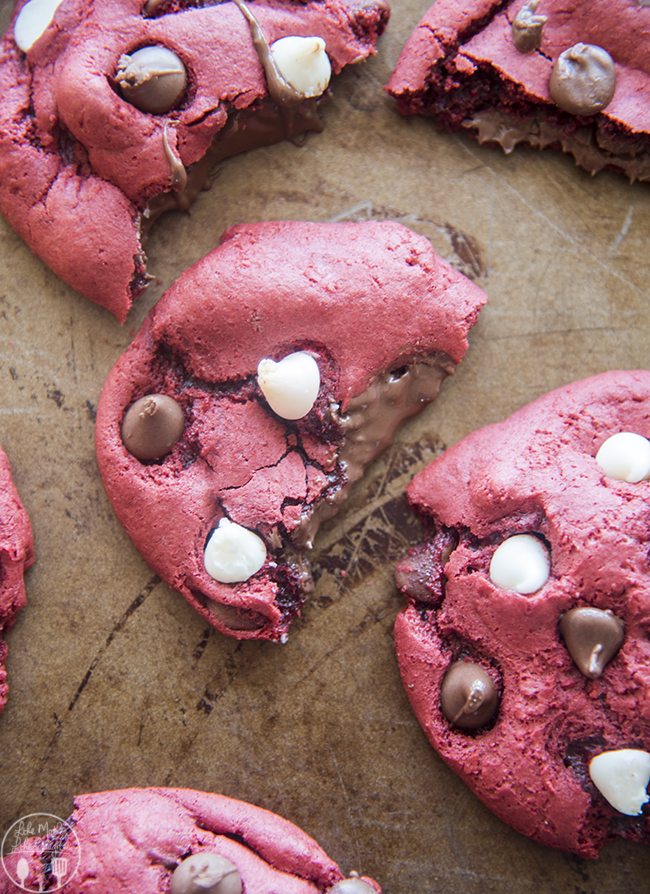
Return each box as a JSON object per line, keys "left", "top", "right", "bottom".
{"left": 294, "top": 354, "right": 454, "bottom": 549}
{"left": 146, "top": 101, "right": 323, "bottom": 225}
{"left": 162, "top": 123, "right": 189, "bottom": 198}
{"left": 465, "top": 109, "right": 650, "bottom": 182}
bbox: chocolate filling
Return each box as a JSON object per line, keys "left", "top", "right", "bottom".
{"left": 293, "top": 355, "right": 454, "bottom": 549}
{"left": 144, "top": 100, "right": 322, "bottom": 226}
{"left": 466, "top": 108, "right": 650, "bottom": 182}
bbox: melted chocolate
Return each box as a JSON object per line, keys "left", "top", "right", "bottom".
{"left": 465, "top": 110, "right": 650, "bottom": 182}
{"left": 144, "top": 101, "right": 323, "bottom": 226}
{"left": 162, "top": 123, "right": 189, "bottom": 202}
{"left": 293, "top": 355, "right": 454, "bottom": 549}
{"left": 203, "top": 600, "right": 268, "bottom": 632}
{"left": 233, "top": 0, "right": 304, "bottom": 106}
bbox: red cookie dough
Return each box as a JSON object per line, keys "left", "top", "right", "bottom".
{"left": 0, "top": 447, "right": 33, "bottom": 714}
{"left": 386, "top": 0, "right": 650, "bottom": 181}
{"left": 0, "top": 0, "right": 389, "bottom": 321}
{"left": 96, "top": 220, "right": 486, "bottom": 642}
{"left": 395, "top": 371, "right": 650, "bottom": 857}
{"left": 0, "top": 787, "right": 382, "bottom": 892}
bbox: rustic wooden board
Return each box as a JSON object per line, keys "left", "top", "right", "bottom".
{"left": 0, "top": 1, "right": 648, "bottom": 891}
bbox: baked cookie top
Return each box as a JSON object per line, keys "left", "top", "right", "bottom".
{"left": 0, "top": 0, "right": 388, "bottom": 319}
{"left": 96, "top": 219, "right": 485, "bottom": 642}
{"left": 395, "top": 370, "right": 650, "bottom": 857}
{"left": 387, "top": 0, "right": 650, "bottom": 181}
{"left": 0, "top": 787, "right": 381, "bottom": 892}
{"left": 0, "top": 447, "right": 34, "bottom": 714}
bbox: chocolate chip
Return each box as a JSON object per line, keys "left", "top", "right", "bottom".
{"left": 170, "top": 853, "right": 242, "bottom": 894}
{"left": 143, "top": 0, "right": 167, "bottom": 13}
{"left": 116, "top": 46, "right": 187, "bottom": 114}
{"left": 121, "top": 393, "right": 184, "bottom": 461}
{"left": 549, "top": 43, "right": 616, "bottom": 116}
{"left": 440, "top": 660, "right": 499, "bottom": 730}
{"left": 559, "top": 607, "right": 625, "bottom": 679}
{"left": 511, "top": 0, "right": 547, "bottom": 53}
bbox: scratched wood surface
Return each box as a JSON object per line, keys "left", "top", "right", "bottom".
{"left": 0, "top": 1, "right": 649, "bottom": 891}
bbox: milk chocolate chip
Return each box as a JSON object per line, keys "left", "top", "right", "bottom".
{"left": 560, "top": 606, "right": 624, "bottom": 679}
{"left": 170, "top": 853, "right": 242, "bottom": 894}
{"left": 512, "top": 0, "right": 547, "bottom": 53}
{"left": 440, "top": 661, "right": 499, "bottom": 730}
{"left": 122, "top": 394, "right": 184, "bottom": 461}
{"left": 116, "top": 46, "right": 187, "bottom": 114}
{"left": 549, "top": 43, "right": 616, "bottom": 116}
{"left": 144, "top": 0, "right": 167, "bottom": 13}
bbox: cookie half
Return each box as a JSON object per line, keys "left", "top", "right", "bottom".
{"left": 96, "top": 220, "right": 486, "bottom": 641}
{"left": 0, "top": 0, "right": 388, "bottom": 320}
{"left": 386, "top": 0, "right": 650, "bottom": 181}
{"left": 0, "top": 447, "right": 34, "bottom": 714}
{"left": 0, "top": 787, "right": 381, "bottom": 892}
{"left": 395, "top": 370, "right": 650, "bottom": 857}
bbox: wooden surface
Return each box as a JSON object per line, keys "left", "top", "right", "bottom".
{"left": 0, "top": 1, "right": 649, "bottom": 891}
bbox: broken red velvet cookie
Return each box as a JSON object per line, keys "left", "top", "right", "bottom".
{"left": 0, "top": 787, "right": 381, "bottom": 892}
{"left": 0, "top": 447, "right": 33, "bottom": 715}
{"left": 395, "top": 370, "right": 650, "bottom": 857}
{"left": 0, "top": 0, "right": 389, "bottom": 321}
{"left": 386, "top": 0, "right": 650, "bottom": 181}
{"left": 96, "top": 220, "right": 486, "bottom": 642}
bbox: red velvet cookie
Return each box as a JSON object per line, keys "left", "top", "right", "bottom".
{"left": 96, "top": 220, "right": 486, "bottom": 642}
{"left": 0, "top": 787, "right": 381, "bottom": 892}
{"left": 387, "top": 0, "right": 650, "bottom": 181}
{"left": 0, "top": 447, "right": 34, "bottom": 714}
{"left": 395, "top": 371, "right": 650, "bottom": 857}
{"left": 0, "top": 0, "right": 389, "bottom": 321}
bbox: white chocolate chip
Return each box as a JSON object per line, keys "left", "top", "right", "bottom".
{"left": 328, "top": 879, "right": 376, "bottom": 894}
{"left": 204, "top": 518, "right": 266, "bottom": 584}
{"left": 14, "top": 0, "right": 64, "bottom": 52}
{"left": 489, "top": 533, "right": 550, "bottom": 594}
{"left": 595, "top": 431, "right": 650, "bottom": 483}
{"left": 270, "top": 36, "right": 332, "bottom": 98}
{"left": 589, "top": 749, "right": 650, "bottom": 816}
{"left": 257, "top": 351, "right": 320, "bottom": 420}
